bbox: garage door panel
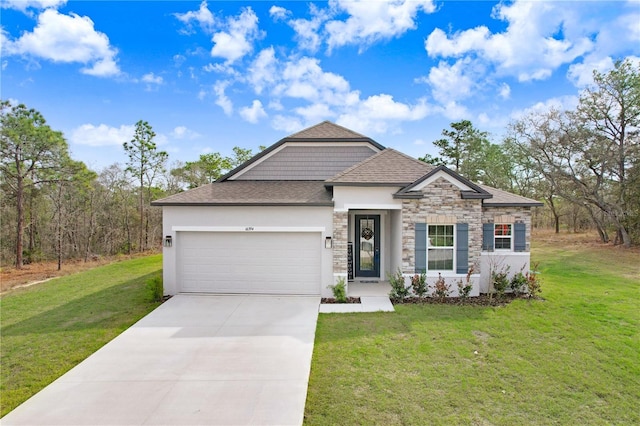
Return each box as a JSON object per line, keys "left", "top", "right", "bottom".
{"left": 178, "top": 232, "right": 321, "bottom": 295}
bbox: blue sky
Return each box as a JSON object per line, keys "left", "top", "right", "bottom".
{"left": 2, "top": 0, "right": 639, "bottom": 171}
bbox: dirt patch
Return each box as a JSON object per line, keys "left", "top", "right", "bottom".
{"left": 0, "top": 251, "right": 159, "bottom": 293}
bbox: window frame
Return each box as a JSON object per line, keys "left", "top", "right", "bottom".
{"left": 426, "top": 224, "right": 455, "bottom": 271}
{"left": 494, "top": 223, "right": 513, "bottom": 251}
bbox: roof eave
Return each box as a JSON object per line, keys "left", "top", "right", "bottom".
{"left": 460, "top": 191, "right": 493, "bottom": 199}
{"left": 326, "top": 181, "right": 410, "bottom": 187}
{"left": 483, "top": 202, "right": 544, "bottom": 207}
{"left": 151, "top": 201, "right": 335, "bottom": 207}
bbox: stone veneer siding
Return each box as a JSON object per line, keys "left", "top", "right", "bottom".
{"left": 332, "top": 211, "right": 348, "bottom": 273}
{"left": 402, "top": 177, "right": 483, "bottom": 274}
{"left": 482, "top": 206, "right": 533, "bottom": 251}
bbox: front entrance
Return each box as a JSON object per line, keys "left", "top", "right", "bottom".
{"left": 355, "top": 215, "right": 380, "bottom": 277}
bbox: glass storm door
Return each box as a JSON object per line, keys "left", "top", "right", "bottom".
{"left": 355, "top": 215, "right": 380, "bottom": 278}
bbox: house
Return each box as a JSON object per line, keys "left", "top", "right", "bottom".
{"left": 152, "top": 121, "right": 542, "bottom": 298}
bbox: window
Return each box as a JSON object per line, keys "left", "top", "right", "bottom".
{"left": 427, "top": 225, "right": 454, "bottom": 270}
{"left": 494, "top": 224, "right": 512, "bottom": 250}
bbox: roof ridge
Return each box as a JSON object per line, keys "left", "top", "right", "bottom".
{"left": 287, "top": 120, "right": 368, "bottom": 139}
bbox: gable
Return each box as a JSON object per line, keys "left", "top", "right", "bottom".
{"left": 231, "top": 144, "right": 379, "bottom": 181}
{"left": 221, "top": 121, "right": 384, "bottom": 181}
{"left": 395, "top": 166, "right": 492, "bottom": 200}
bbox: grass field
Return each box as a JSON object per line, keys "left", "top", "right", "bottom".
{"left": 304, "top": 233, "right": 640, "bottom": 425}
{"left": 0, "top": 255, "right": 163, "bottom": 417}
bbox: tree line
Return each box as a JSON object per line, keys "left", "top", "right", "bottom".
{"left": 1, "top": 59, "right": 638, "bottom": 269}
{"left": 421, "top": 60, "right": 639, "bottom": 248}
{"left": 0, "top": 106, "right": 259, "bottom": 269}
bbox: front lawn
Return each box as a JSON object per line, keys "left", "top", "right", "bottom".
{"left": 305, "top": 235, "right": 640, "bottom": 425}
{"left": 0, "top": 255, "right": 163, "bottom": 417}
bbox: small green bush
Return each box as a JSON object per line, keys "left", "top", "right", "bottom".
{"left": 457, "top": 265, "right": 475, "bottom": 300}
{"left": 388, "top": 268, "right": 409, "bottom": 300}
{"left": 525, "top": 262, "right": 542, "bottom": 299}
{"left": 491, "top": 267, "right": 510, "bottom": 299}
{"left": 328, "top": 277, "right": 348, "bottom": 303}
{"left": 146, "top": 276, "right": 163, "bottom": 302}
{"left": 432, "top": 273, "right": 452, "bottom": 300}
{"left": 510, "top": 270, "right": 528, "bottom": 296}
{"left": 411, "top": 271, "right": 428, "bottom": 298}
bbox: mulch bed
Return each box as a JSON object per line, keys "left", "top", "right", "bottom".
{"left": 321, "top": 297, "right": 361, "bottom": 304}
{"left": 392, "top": 293, "right": 542, "bottom": 306}
{"left": 321, "top": 294, "right": 541, "bottom": 306}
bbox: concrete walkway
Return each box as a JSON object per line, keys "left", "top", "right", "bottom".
{"left": 1, "top": 294, "right": 320, "bottom": 426}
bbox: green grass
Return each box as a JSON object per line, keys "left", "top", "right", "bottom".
{"left": 305, "top": 238, "right": 640, "bottom": 425}
{"left": 0, "top": 255, "right": 163, "bottom": 417}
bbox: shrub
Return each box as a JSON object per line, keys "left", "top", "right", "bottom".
{"left": 510, "top": 269, "right": 528, "bottom": 296}
{"left": 328, "top": 277, "right": 348, "bottom": 303}
{"left": 432, "top": 273, "right": 451, "bottom": 300}
{"left": 491, "top": 267, "right": 510, "bottom": 299}
{"left": 457, "top": 265, "right": 475, "bottom": 300}
{"left": 146, "top": 276, "right": 163, "bottom": 302}
{"left": 525, "top": 262, "right": 542, "bottom": 299}
{"left": 411, "top": 271, "right": 428, "bottom": 298}
{"left": 388, "top": 268, "right": 410, "bottom": 300}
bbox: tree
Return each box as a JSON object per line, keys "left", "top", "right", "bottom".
{"left": 509, "top": 59, "right": 640, "bottom": 246}
{"left": 0, "top": 101, "right": 69, "bottom": 268}
{"left": 431, "top": 120, "right": 489, "bottom": 180}
{"left": 571, "top": 59, "right": 640, "bottom": 246}
{"left": 123, "top": 120, "right": 168, "bottom": 252}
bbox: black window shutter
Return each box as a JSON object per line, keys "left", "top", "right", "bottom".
{"left": 514, "top": 222, "right": 526, "bottom": 252}
{"left": 415, "top": 223, "right": 427, "bottom": 273}
{"left": 482, "top": 223, "right": 494, "bottom": 251}
{"left": 456, "top": 223, "right": 469, "bottom": 274}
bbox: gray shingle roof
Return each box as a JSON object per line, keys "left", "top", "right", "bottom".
{"left": 233, "top": 145, "right": 378, "bottom": 181}
{"left": 288, "top": 121, "right": 368, "bottom": 139}
{"left": 480, "top": 184, "right": 543, "bottom": 207}
{"left": 151, "top": 181, "right": 332, "bottom": 206}
{"left": 326, "top": 148, "right": 435, "bottom": 185}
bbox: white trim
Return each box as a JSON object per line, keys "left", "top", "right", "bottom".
{"left": 173, "top": 226, "right": 325, "bottom": 233}
{"left": 343, "top": 203, "right": 401, "bottom": 210}
{"left": 411, "top": 170, "right": 473, "bottom": 192}
{"left": 481, "top": 252, "right": 530, "bottom": 256}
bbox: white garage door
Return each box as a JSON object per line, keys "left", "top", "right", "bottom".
{"left": 177, "top": 231, "right": 321, "bottom": 295}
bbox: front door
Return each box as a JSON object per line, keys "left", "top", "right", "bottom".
{"left": 355, "top": 215, "right": 380, "bottom": 278}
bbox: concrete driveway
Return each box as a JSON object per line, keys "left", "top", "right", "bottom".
{"left": 1, "top": 294, "right": 320, "bottom": 426}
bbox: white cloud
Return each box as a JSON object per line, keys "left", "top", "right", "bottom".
{"left": 2, "top": 0, "right": 67, "bottom": 12}
{"left": 170, "top": 126, "right": 200, "bottom": 140}
{"left": 174, "top": 0, "right": 215, "bottom": 34}
{"left": 247, "top": 48, "right": 278, "bottom": 95}
{"left": 4, "top": 9, "right": 120, "bottom": 77}
{"left": 567, "top": 56, "right": 615, "bottom": 88}
{"left": 325, "top": 0, "right": 436, "bottom": 52}
{"left": 142, "top": 72, "right": 163, "bottom": 85}
{"left": 210, "top": 7, "right": 263, "bottom": 64}
{"left": 498, "top": 83, "right": 511, "bottom": 100}
{"left": 271, "top": 115, "right": 305, "bottom": 133}
{"left": 425, "top": 1, "right": 594, "bottom": 82}
{"left": 510, "top": 95, "right": 579, "bottom": 120}
{"left": 426, "top": 59, "right": 476, "bottom": 104}
{"left": 239, "top": 100, "right": 267, "bottom": 123}
{"left": 70, "top": 124, "right": 134, "bottom": 147}
{"left": 269, "top": 5, "right": 290, "bottom": 21}
{"left": 337, "top": 94, "right": 431, "bottom": 134}
{"left": 213, "top": 80, "right": 233, "bottom": 115}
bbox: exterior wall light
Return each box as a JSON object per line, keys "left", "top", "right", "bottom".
{"left": 164, "top": 235, "right": 172, "bottom": 247}
{"left": 325, "top": 236, "right": 333, "bottom": 249}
